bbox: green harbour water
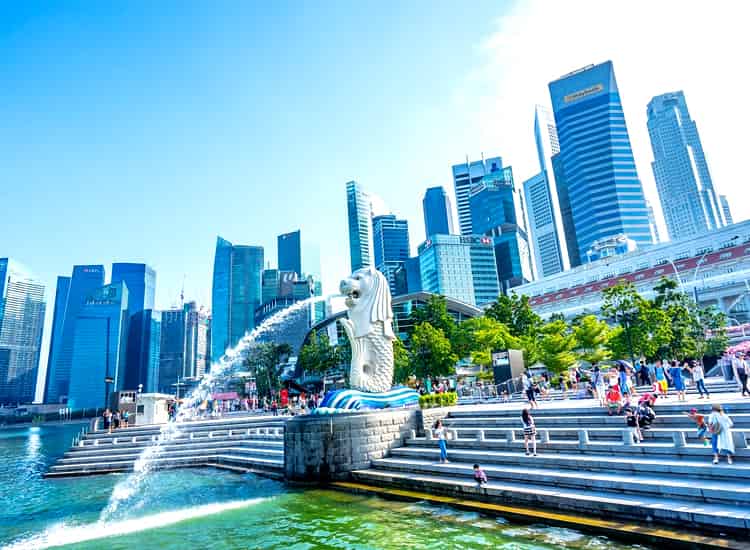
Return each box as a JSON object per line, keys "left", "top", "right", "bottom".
{"left": 0, "top": 423, "right": 647, "bottom": 549}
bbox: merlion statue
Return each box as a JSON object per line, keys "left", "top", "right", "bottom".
{"left": 338, "top": 266, "right": 395, "bottom": 393}
{"left": 314, "top": 266, "right": 418, "bottom": 413}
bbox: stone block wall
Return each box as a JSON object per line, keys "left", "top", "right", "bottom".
{"left": 417, "top": 406, "right": 457, "bottom": 437}
{"left": 284, "top": 409, "right": 417, "bottom": 483}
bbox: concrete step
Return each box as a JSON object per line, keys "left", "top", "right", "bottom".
{"left": 447, "top": 402, "right": 750, "bottom": 419}
{"left": 370, "top": 457, "right": 750, "bottom": 506}
{"left": 351, "top": 468, "right": 750, "bottom": 535}
{"left": 57, "top": 445, "right": 283, "bottom": 466}
{"left": 85, "top": 419, "right": 285, "bottom": 441}
{"left": 445, "top": 426, "right": 729, "bottom": 444}
{"left": 443, "top": 414, "right": 750, "bottom": 429}
{"left": 391, "top": 445, "right": 750, "bottom": 481}
{"left": 74, "top": 433, "right": 283, "bottom": 452}
{"left": 67, "top": 437, "right": 283, "bottom": 459}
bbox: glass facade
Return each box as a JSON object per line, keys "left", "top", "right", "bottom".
{"left": 277, "top": 230, "right": 302, "bottom": 276}
{"left": 549, "top": 61, "right": 653, "bottom": 263}
{"left": 67, "top": 282, "right": 129, "bottom": 410}
{"left": 372, "top": 214, "right": 410, "bottom": 295}
{"left": 44, "top": 265, "right": 105, "bottom": 403}
{"left": 452, "top": 156, "right": 502, "bottom": 236}
{"left": 647, "top": 91, "right": 725, "bottom": 241}
{"left": 43, "top": 276, "right": 70, "bottom": 402}
{"left": 158, "top": 307, "right": 185, "bottom": 394}
{"left": 721, "top": 195, "right": 733, "bottom": 225}
{"left": 111, "top": 263, "right": 156, "bottom": 314}
{"left": 422, "top": 186, "right": 455, "bottom": 238}
{"left": 184, "top": 302, "right": 210, "bottom": 379}
{"left": 124, "top": 309, "right": 161, "bottom": 392}
{"left": 346, "top": 180, "right": 373, "bottom": 271}
{"left": 210, "top": 237, "right": 263, "bottom": 362}
{"left": 470, "top": 167, "right": 534, "bottom": 290}
{"left": 418, "top": 234, "right": 499, "bottom": 306}
{"left": 0, "top": 259, "right": 46, "bottom": 404}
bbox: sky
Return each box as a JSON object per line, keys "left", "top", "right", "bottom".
{"left": 1, "top": 1, "right": 749, "bottom": 398}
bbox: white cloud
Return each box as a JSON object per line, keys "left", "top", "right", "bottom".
{"left": 461, "top": 0, "right": 750, "bottom": 236}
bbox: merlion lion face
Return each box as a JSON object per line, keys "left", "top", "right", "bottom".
{"left": 339, "top": 266, "right": 394, "bottom": 339}
{"left": 340, "top": 267, "right": 376, "bottom": 313}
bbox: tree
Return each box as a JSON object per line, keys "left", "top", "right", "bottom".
{"left": 696, "top": 306, "right": 729, "bottom": 359}
{"left": 454, "top": 316, "right": 517, "bottom": 368}
{"left": 409, "top": 295, "right": 456, "bottom": 341}
{"left": 537, "top": 320, "right": 578, "bottom": 374}
{"left": 297, "top": 332, "right": 339, "bottom": 375}
{"left": 485, "top": 292, "right": 542, "bottom": 338}
{"left": 392, "top": 337, "right": 412, "bottom": 385}
{"left": 573, "top": 315, "right": 615, "bottom": 364}
{"left": 409, "top": 322, "right": 457, "bottom": 380}
{"left": 245, "top": 342, "right": 292, "bottom": 398}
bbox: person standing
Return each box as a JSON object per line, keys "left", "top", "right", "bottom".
{"left": 689, "top": 360, "right": 710, "bottom": 399}
{"left": 733, "top": 353, "right": 750, "bottom": 397}
{"left": 522, "top": 371, "right": 538, "bottom": 409}
{"left": 591, "top": 366, "right": 605, "bottom": 406}
{"left": 434, "top": 419, "right": 449, "bottom": 463}
{"left": 102, "top": 409, "right": 111, "bottom": 433}
{"left": 654, "top": 360, "right": 669, "bottom": 398}
{"left": 669, "top": 360, "right": 686, "bottom": 402}
{"left": 638, "top": 361, "right": 651, "bottom": 386}
{"left": 521, "top": 408, "right": 537, "bottom": 456}
{"left": 708, "top": 404, "right": 735, "bottom": 464}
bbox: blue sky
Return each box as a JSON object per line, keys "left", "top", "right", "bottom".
{"left": 2, "top": 1, "right": 748, "bottom": 391}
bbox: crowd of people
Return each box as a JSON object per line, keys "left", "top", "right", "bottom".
{"left": 100, "top": 408, "right": 129, "bottom": 433}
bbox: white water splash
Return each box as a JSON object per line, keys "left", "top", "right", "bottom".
{"left": 4, "top": 498, "right": 267, "bottom": 550}
{"left": 98, "top": 297, "right": 322, "bottom": 522}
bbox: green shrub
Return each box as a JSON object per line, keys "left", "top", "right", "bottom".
{"left": 418, "top": 391, "right": 458, "bottom": 409}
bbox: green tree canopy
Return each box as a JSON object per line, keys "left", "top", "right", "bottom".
{"left": 409, "top": 295, "right": 456, "bottom": 341}
{"left": 392, "top": 337, "right": 412, "bottom": 385}
{"left": 454, "top": 316, "right": 518, "bottom": 367}
{"left": 573, "top": 314, "right": 616, "bottom": 364}
{"left": 297, "top": 332, "right": 340, "bottom": 375}
{"left": 409, "top": 322, "right": 457, "bottom": 380}
{"left": 485, "top": 292, "right": 542, "bottom": 338}
{"left": 244, "top": 342, "right": 292, "bottom": 398}
{"left": 537, "top": 320, "right": 578, "bottom": 374}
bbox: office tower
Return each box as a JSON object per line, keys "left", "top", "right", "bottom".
{"left": 372, "top": 214, "right": 410, "bottom": 294}
{"left": 346, "top": 180, "right": 373, "bottom": 271}
{"left": 44, "top": 265, "right": 105, "bottom": 403}
{"left": 647, "top": 91, "right": 725, "bottom": 241}
{"left": 452, "top": 156, "right": 503, "bottom": 236}
{"left": 67, "top": 282, "right": 129, "bottom": 410}
{"left": 184, "top": 302, "right": 209, "bottom": 379}
{"left": 721, "top": 195, "right": 734, "bottom": 225}
{"left": 470, "top": 165, "right": 534, "bottom": 291}
{"left": 112, "top": 263, "right": 157, "bottom": 391}
{"left": 123, "top": 309, "right": 161, "bottom": 393}
{"left": 524, "top": 106, "right": 572, "bottom": 276}
{"left": 394, "top": 256, "right": 422, "bottom": 296}
{"left": 418, "top": 235, "right": 499, "bottom": 306}
{"left": 549, "top": 61, "right": 653, "bottom": 263}
{"left": 422, "top": 186, "right": 455, "bottom": 238}
{"left": 0, "top": 259, "right": 46, "bottom": 404}
{"left": 277, "top": 230, "right": 302, "bottom": 277}
{"left": 211, "top": 236, "right": 264, "bottom": 362}
{"left": 158, "top": 307, "right": 185, "bottom": 394}
{"left": 43, "top": 276, "right": 70, "bottom": 401}
{"left": 646, "top": 200, "right": 661, "bottom": 244}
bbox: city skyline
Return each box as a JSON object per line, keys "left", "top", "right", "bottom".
{"left": 3, "top": 1, "right": 748, "bottom": 397}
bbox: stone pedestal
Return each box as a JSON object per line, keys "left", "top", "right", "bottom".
{"left": 284, "top": 409, "right": 417, "bottom": 483}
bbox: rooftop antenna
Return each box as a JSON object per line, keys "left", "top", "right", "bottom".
{"left": 180, "top": 274, "right": 185, "bottom": 308}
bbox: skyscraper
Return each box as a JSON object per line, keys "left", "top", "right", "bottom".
{"left": 721, "top": 195, "right": 734, "bottom": 225}
{"left": 277, "top": 230, "right": 302, "bottom": 277}
{"left": 647, "top": 91, "right": 725, "bottom": 241}
{"left": 44, "top": 276, "right": 70, "bottom": 401}
{"left": 470, "top": 165, "right": 535, "bottom": 291}
{"left": 159, "top": 307, "right": 185, "bottom": 394}
{"left": 418, "top": 235, "right": 499, "bottom": 306}
{"left": 524, "top": 106, "right": 572, "bottom": 277}
{"left": 183, "top": 302, "right": 210, "bottom": 379}
{"left": 372, "top": 214, "right": 410, "bottom": 294}
{"left": 44, "top": 265, "right": 105, "bottom": 403}
{"left": 452, "top": 156, "right": 502, "bottom": 236}
{"left": 0, "top": 259, "right": 46, "bottom": 404}
{"left": 422, "top": 186, "right": 455, "bottom": 238}
{"left": 67, "top": 282, "right": 129, "bottom": 410}
{"left": 549, "top": 61, "right": 653, "bottom": 262}
{"left": 123, "top": 309, "right": 161, "bottom": 393}
{"left": 646, "top": 200, "right": 661, "bottom": 244}
{"left": 346, "top": 180, "right": 373, "bottom": 271}
{"left": 210, "top": 237, "right": 264, "bottom": 362}
{"left": 111, "top": 263, "right": 156, "bottom": 314}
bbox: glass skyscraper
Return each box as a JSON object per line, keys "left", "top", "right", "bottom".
{"left": 372, "top": 214, "right": 410, "bottom": 295}
{"left": 346, "top": 180, "right": 373, "bottom": 271}
{"left": 211, "top": 236, "right": 264, "bottom": 362}
{"left": 721, "top": 195, "right": 733, "bottom": 225}
{"left": 277, "top": 230, "right": 302, "bottom": 276}
{"left": 647, "top": 90, "right": 725, "bottom": 241}
{"left": 549, "top": 61, "right": 652, "bottom": 263}
{"left": 0, "top": 259, "right": 46, "bottom": 404}
{"left": 470, "top": 165, "right": 534, "bottom": 291}
{"left": 111, "top": 263, "right": 156, "bottom": 314}
{"left": 44, "top": 265, "right": 105, "bottom": 403}
{"left": 123, "top": 309, "right": 161, "bottom": 392}
{"left": 67, "top": 282, "right": 129, "bottom": 410}
{"left": 159, "top": 306, "right": 185, "bottom": 394}
{"left": 452, "top": 156, "right": 502, "bottom": 236}
{"left": 418, "top": 235, "right": 499, "bottom": 307}
{"left": 422, "top": 186, "right": 455, "bottom": 238}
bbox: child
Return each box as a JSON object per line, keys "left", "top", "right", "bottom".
{"left": 606, "top": 385, "right": 622, "bottom": 416}
{"left": 686, "top": 408, "right": 709, "bottom": 446}
{"left": 521, "top": 408, "right": 537, "bottom": 456}
{"left": 624, "top": 404, "right": 643, "bottom": 442}
{"left": 473, "top": 463, "right": 488, "bottom": 486}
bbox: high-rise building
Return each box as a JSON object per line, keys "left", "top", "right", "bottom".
{"left": 277, "top": 230, "right": 302, "bottom": 277}
{"left": 346, "top": 180, "right": 373, "bottom": 271}
{"left": 452, "top": 156, "right": 503, "bottom": 236}
{"left": 721, "top": 195, "right": 734, "bottom": 225}
{"left": 159, "top": 307, "right": 185, "bottom": 394}
{"left": 524, "top": 106, "right": 572, "bottom": 276}
{"left": 418, "top": 235, "right": 499, "bottom": 306}
{"left": 646, "top": 200, "right": 661, "bottom": 244}
{"left": 211, "top": 237, "right": 264, "bottom": 362}
{"left": 647, "top": 91, "right": 725, "bottom": 241}
{"left": 123, "top": 309, "right": 161, "bottom": 393}
{"left": 549, "top": 61, "right": 653, "bottom": 263}
{"left": 44, "top": 276, "right": 70, "bottom": 401}
{"left": 470, "top": 165, "right": 535, "bottom": 291}
{"left": 67, "top": 282, "right": 129, "bottom": 410}
{"left": 372, "top": 214, "right": 410, "bottom": 294}
{"left": 44, "top": 265, "right": 105, "bottom": 403}
{"left": 0, "top": 259, "right": 46, "bottom": 404}
{"left": 111, "top": 263, "right": 156, "bottom": 314}
{"left": 422, "top": 186, "right": 455, "bottom": 238}
{"left": 394, "top": 256, "right": 422, "bottom": 296}
{"left": 184, "top": 302, "right": 210, "bottom": 379}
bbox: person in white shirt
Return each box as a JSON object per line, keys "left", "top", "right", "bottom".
{"left": 689, "top": 360, "right": 709, "bottom": 399}
{"left": 733, "top": 353, "right": 750, "bottom": 397}
{"left": 707, "top": 404, "right": 735, "bottom": 464}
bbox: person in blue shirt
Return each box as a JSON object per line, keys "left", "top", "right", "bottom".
{"left": 669, "top": 360, "right": 686, "bottom": 402}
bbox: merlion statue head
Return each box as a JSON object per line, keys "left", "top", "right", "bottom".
{"left": 339, "top": 266, "right": 394, "bottom": 339}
